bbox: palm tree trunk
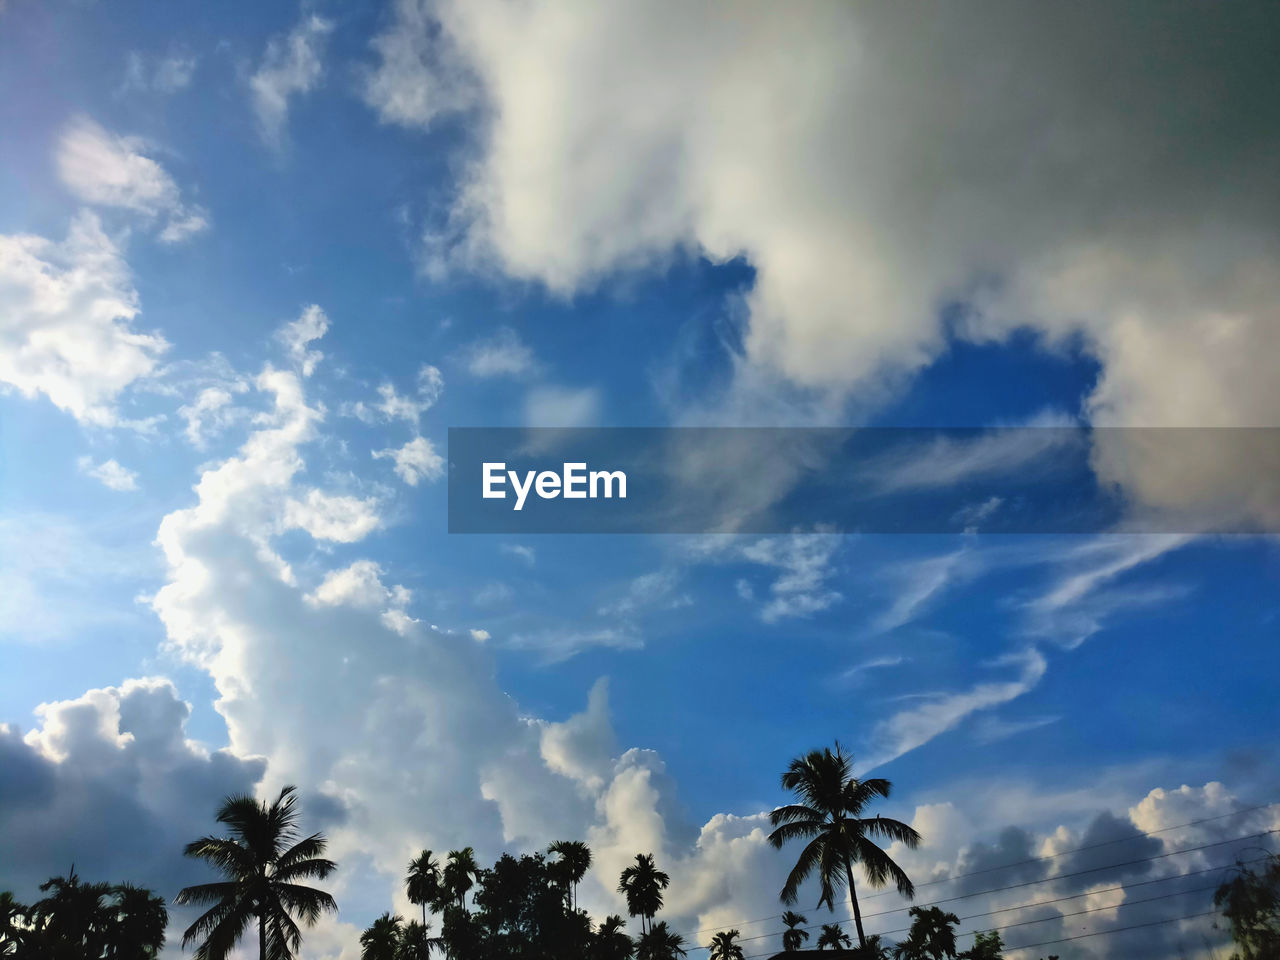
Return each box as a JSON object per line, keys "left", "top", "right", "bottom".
{"left": 843, "top": 863, "right": 867, "bottom": 949}
{"left": 259, "top": 913, "right": 267, "bottom": 960}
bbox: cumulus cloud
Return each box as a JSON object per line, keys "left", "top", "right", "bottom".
{"left": 367, "top": 0, "right": 1280, "bottom": 523}
{"left": 0, "top": 678, "right": 264, "bottom": 905}
{"left": 362, "top": 0, "right": 475, "bottom": 129}
{"left": 56, "top": 117, "right": 209, "bottom": 243}
{"left": 372, "top": 435, "right": 445, "bottom": 486}
{"left": 78, "top": 456, "right": 139, "bottom": 491}
{"left": 0, "top": 212, "right": 167, "bottom": 426}
{"left": 250, "top": 12, "right": 333, "bottom": 147}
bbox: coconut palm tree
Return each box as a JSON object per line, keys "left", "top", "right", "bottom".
{"left": 360, "top": 913, "right": 404, "bottom": 960}
{"left": 175, "top": 785, "right": 338, "bottom": 960}
{"left": 406, "top": 852, "right": 442, "bottom": 927}
{"left": 0, "top": 892, "right": 24, "bottom": 957}
{"left": 768, "top": 743, "right": 921, "bottom": 950}
{"left": 781, "top": 910, "right": 810, "bottom": 952}
{"left": 28, "top": 868, "right": 114, "bottom": 958}
{"left": 707, "top": 928, "right": 745, "bottom": 960}
{"left": 108, "top": 884, "right": 168, "bottom": 959}
{"left": 397, "top": 919, "right": 441, "bottom": 960}
{"left": 636, "top": 921, "right": 686, "bottom": 960}
{"left": 442, "top": 849, "right": 480, "bottom": 911}
{"left": 894, "top": 907, "right": 959, "bottom": 960}
{"left": 617, "top": 854, "right": 670, "bottom": 936}
{"left": 548, "top": 840, "right": 592, "bottom": 911}
{"left": 592, "top": 914, "right": 635, "bottom": 960}
{"left": 816, "top": 924, "right": 852, "bottom": 950}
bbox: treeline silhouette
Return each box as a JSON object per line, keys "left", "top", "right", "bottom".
{"left": 1, "top": 742, "right": 1275, "bottom": 960}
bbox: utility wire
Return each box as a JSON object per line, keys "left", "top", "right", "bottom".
{"left": 685, "top": 799, "right": 1276, "bottom": 938}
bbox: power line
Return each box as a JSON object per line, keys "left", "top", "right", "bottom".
{"left": 719, "top": 851, "right": 1271, "bottom": 949}
{"left": 684, "top": 799, "right": 1276, "bottom": 938}
{"left": 695, "top": 828, "right": 1274, "bottom": 952}
{"left": 1002, "top": 908, "right": 1222, "bottom": 954}
{"left": 737, "top": 886, "right": 1227, "bottom": 960}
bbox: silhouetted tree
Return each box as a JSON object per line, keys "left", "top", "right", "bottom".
{"left": 107, "top": 884, "right": 168, "bottom": 959}
{"left": 894, "top": 907, "right": 959, "bottom": 960}
{"left": 397, "top": 919, "right": 442, "bottom": 960}
{"left": 444, "top": 849, "right": 480, "bottom": 911}
{"left": 781, "top": 910, "right": 810, "bottom": 952}
{"left": 362, "top": 913, "right": 404, "bottom": 960}
{"left": 860, "top": 933, "right": 893, "bottom": 959}
{"left": 1214, "top": 854, "right": 1280, "bottom": 960}
{"left": 769, "top": 743, "right": 920, "bottom": 949}
{"left": 0, "top": 892, "right": 22, "bottom": 957}
{"left": 708, "top": 928, "right": 744, "bottom": 960}
{"left": 28, "top": 869, "right": 114, "bottom": 958}
{"left": 175, "top": 784, "right": 337, "bottom": 960}
{"left": 548, "top": 841, "right": 592, "bottom": 912}
{"left": 636, "top": 921, "right": 686, "bottom": 960}
{"left": 816, "top": 923, "right": 852, "bottom": 949}
{"left": 407, "top": 851, "right": 443, "bottom": 927}
{"left": 618, "top": 855, "right": 670, "bottom": 936}
{"left": 958, "top": 930, "right": 1003, "bottom": 960}
{"left": 592, "top": 915, "right": 635, "bottom": 960}
{"left": 2, "top": 874, "right": 167, "bottom": 959}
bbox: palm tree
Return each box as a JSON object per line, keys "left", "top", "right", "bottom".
{"left": 0, "top": 892, "right": 23, "bottom": 957}
{"left": 592, "top": 914, "right": 635, "bottom": 960}
{"left": 781, "top": 910, "right": 810, "bottom": 952}
{"left": 406, "top": 851, "right": 442, "bottom": 927}
{"left": 768, "top": 743, "right": 921, "bottom": 949}
{"left": 108, "top": 884, "right": 168, "bottom": 959}
{"left": 548, "top": 840, "right": 592, "bottom": 911}
{"left": 175, "top": 785, "right": 338, "bottom": 960}
{"left": 29, "top": 868, "right": 114, "bottom": 958}
{"left": 816, "top": 923, "right": 852, "bottom": 950}
{"left": 708, "top": 928, "right": 745, "bottom": 960}
{"left": 636, "top": 921, "right": 686, "bottom": 960}
{"left": 442, "top": 849, "right": 480, "bottom": 911}
{"left": 361, "top": 913, "right": 404, "bottom": 960}
{"left": 617, "top": 854, "right": 670, "bottom": 935}
{"left": 894, "top": 907, "right": 959, "bottom": 960}
{"left": 397, "top": 919, "right": 441, "bottom": 960}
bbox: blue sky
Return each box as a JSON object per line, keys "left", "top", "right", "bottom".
{"left": 2, "top": 2, "right": 1279, "bottom": 958}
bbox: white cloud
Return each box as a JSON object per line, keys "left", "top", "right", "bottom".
{"left": 0, "top": 678, "right": 264, "bottom": 906}
{"left": 734, "top": 532, "right": 842, "bottom": 623}
{"left": 597, "top": 569, "right": 691, "bottom": 618}
{"left": 120, "top": 51, "right": 198, "bottom": 95}
{"left": 500, "top": 543, "right": 536, "bottom": 566}
{"left": 469, "top": 627, "right": 490, "bottom": 642}
{"left": 368, "top": 1, "right": 1280, "bottom": 524}
{"left": 362, "top": 0, "right": 474, "bottom": 129}
{"left": 78, "top": 456, "right": 139, "bottom": 492}
{"left": 344, "top": 366, "right": 444, "bottom": 425}
{"left": 178, "top": 384, "right": 248, "bottom": 448}
{"left": 277, "top": 304, "right": 329, "bottom": 376}
{"left": 461, "top": 326, "right": 535, "bottom": 378}
{"left": 284, "top": 489, "right": 382, "bottom": 543}
{"left": 862, "top": 647, "right": 1048, "bottom": 771}
{"left": 56, "top": 117, "right": 209, "bottom": 243}
{"left": 524, "top": 385, "right": 600, "bottom": 427}
{"left": 250, "top": 13, "right": 333, "bottom": 147}
{"left": 372, "top": 435, "right": 445, "bottom": 486}
{"left": 874, "top": 545, "right": 975, "bottom": 632}
{"left": 0, "top": 212, "right": 167, "bottom": 426}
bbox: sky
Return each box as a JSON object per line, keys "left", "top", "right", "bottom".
{"left": 1, "top": 1, "right": 1279, "bottom": 958}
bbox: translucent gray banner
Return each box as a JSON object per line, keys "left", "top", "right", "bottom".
{"left": 447, "top": 427, "right": 1280, "bottom": 534}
